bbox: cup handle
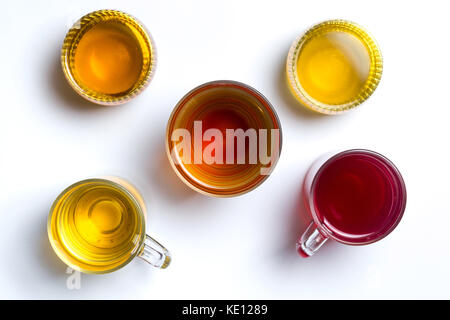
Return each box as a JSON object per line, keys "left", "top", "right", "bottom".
{"left": 138, "top": 235, "right": 172, "bottom": 269}
{"left": 296, "top": 222, "right": 328, "bottom": 257}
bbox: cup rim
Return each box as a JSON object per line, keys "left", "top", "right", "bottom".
{"left": 286, "top": 19, "right": 383, "bottom": 114}
{"left": 61, "top": 9, "right": 157, "bottom": 105}
{"left": 308, "top": 149, "right": 407, "bottom": 245}
{"left": 47, "top": 178, "right": 146, "bottom": 274}
{"left": 165, "top": 80, "right": 283, "bottom": 197}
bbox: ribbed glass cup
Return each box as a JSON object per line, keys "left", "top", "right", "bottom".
{"left": 286, "top": 20, "right": 383, "bottom": 114}
{"left": 61, "top": 10, "right": 156, "bottom": 105}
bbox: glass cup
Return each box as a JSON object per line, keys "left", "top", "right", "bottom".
{"left": 166, "top": 80, "right": 282, "bottom": 197}
{"left": 286, "top": 20, "right": 383, "bottom": 114}
{"left": 297, "top": 149, "right": 406, "bottom": 257}
{"left": 61, "top": 9, "right": 156, "bottom": 105}
{"left": 48, "top": 177, "right": 171, "bottom": 273}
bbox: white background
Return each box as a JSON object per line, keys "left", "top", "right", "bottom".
{"left": 0, "top": 0, "right": 449, "bottom": 299}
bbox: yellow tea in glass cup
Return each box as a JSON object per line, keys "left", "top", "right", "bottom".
{"left": 48, "top": 177, "right": 170, "bottom": 274}
{"left": 61, "top": 10, "right": 156, "bottom": 105}
{"left": 286, "top": 20, "right": 383, "bottom": 114}
{"left": 166, "top": 80, "right": 282, "bottom": 197}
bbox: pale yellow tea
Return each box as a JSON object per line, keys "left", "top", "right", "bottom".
{"left": 48, "top": 179, "right": 145, "bottom": 273}
{"left": 287, "top": 20, "right": 383, "bottom": 114}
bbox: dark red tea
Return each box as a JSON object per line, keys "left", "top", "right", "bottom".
{"left": 311, "top": 150, "right": 406, "bottom": 244}
{"left": 200, "top": 106, "right": 251, "bottom": 165}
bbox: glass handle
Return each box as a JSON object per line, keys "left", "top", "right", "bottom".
{"left": 296, "top": 222, "right": 328, "bottom": 257}
{"left": 138, "top": 235, "right": 171, "bottom": 269}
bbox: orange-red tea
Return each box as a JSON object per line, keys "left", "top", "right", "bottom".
{"left": 166, "top": 81, "right": 282, "bottom": 197}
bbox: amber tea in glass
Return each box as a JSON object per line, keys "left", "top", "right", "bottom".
{"left": 61, "top": 10, "right": 156, "bottom": 105}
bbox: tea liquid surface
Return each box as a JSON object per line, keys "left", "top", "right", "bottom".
{"left": 49, "top": 180, "right": 143, "bottom": 273}
{"left": 313, "top": 153, "right": 396, "bottom": 242}
{"left": 74, "top": 21, "right": 144, "bottom": 95}
{"left": 297, "top": 31, "right": 370, "bottom": 105}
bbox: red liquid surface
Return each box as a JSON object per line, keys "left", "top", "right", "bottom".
{"left": 201, "top": 107, "right": 251, "bottom": 164}
{"left": 313, "top": 151, "right": 405, "bottom": 243}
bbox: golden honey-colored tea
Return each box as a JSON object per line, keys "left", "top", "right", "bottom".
{"left": 287, "top": 20, "right": 383, "bottom": 114}
{"left": 48, "top": 179, "right": 145, "bottom": 273}
{"left": 61, "top": 10, "right": 155, "bottom": 105}
{"left": 74, "top": 21, "right": 144, "bottom": 95}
